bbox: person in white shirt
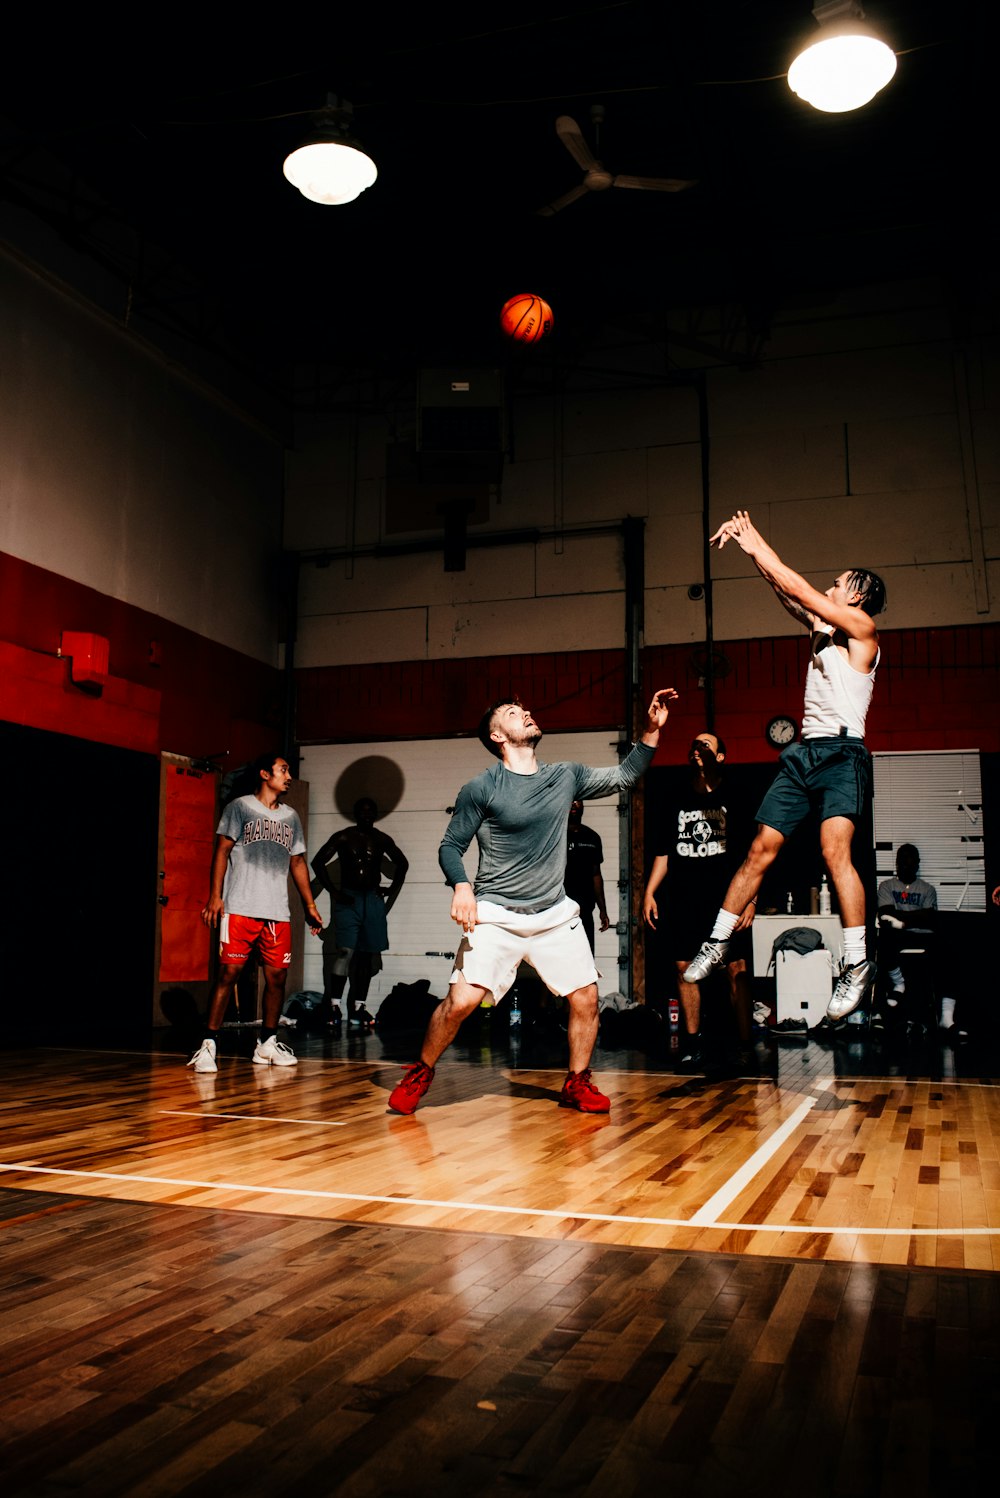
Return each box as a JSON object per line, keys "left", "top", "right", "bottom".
{"left": 683, "top": 509, "right": 886, "bottom": 1023}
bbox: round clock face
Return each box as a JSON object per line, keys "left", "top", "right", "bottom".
{"left": 766, "top": 715, "right": 798, "bottom": 748}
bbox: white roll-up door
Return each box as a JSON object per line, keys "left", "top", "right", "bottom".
{"left": 872, "top": 751, "right": 985, "bottom": 912}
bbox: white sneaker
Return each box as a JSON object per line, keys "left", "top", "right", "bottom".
{"left": 253, "top": 1035, "right": 297, "bottom": 1067}
{"left": 683, "top": 939, "right": 730, "bottom": 983}
{"left": 187, "top": 1038, "right": 217, "bottom": 1074}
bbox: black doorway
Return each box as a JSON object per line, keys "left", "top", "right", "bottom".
{"left": 1, "top": 721, "right": 159, "bottom": 1047}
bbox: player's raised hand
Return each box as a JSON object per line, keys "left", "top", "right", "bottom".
{"left": 647, "top": 687, "right": 679, "bottom": 729}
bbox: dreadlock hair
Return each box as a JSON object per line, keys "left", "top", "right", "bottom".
{"left": 846, "top": 568, "right": 886, "bottom": 617}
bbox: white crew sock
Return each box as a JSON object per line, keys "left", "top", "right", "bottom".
{"left": 888, "top": 965, "right": 905, "bottom": 993}
{"left": 940, "top": 996, "right": 956, "bottom": 1029}
{"left": 709, "top": 909, "right": 739, "bottom": 942}
{"left": 842, "top": 926, "right": 866, "bottom": 966}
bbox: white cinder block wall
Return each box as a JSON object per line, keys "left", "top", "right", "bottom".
{"left": 286, "top": 279, "right": 999, "bottom": 657}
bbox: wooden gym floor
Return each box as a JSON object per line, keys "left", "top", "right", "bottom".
{"left": 2, "top": 1020, "right": 999, "bottom": 1495}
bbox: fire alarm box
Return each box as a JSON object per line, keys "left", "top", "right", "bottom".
{"left": 60, "top": 631, "right": 110, "bottom": 686}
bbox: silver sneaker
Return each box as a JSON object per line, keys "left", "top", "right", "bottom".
{"left": 683, "top": 939, "right": 730, "bottom": 983}
{"left": 253, "top": 1035, "right": 297, "bottom": 1067}
{"left": 186, "top": 1038, "right": 217, "bottom": 1074}
{"left": 827, "top": 960, "right": 877, "bottom": 1020}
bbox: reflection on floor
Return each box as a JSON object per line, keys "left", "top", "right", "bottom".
{"left": 1, "top": 1010, "right": 998, "bottom": 1496}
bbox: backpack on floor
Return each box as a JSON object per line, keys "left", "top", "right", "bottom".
{"left": 374, "top": 979, "right": 441, "bottom": 1033}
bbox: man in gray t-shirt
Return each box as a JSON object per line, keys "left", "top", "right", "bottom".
{"left": 187, "top": 752, "right": 323, "bottom": 1075}
{"left": 388, "top": 687, "right": 677, "bottom": 1117}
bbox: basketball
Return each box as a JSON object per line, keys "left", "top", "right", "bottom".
{"left": 499, "top": 293, "right": 554, "bottom": 344}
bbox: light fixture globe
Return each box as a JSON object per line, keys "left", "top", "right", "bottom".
{"left": 282, "top": 96, "right": 377, "bottom": 205}
{"left": 788, "top": 23, "right": 897, "bottom": 112}
{"left": 283, "top": 140, "right": 377, "bottom": 205}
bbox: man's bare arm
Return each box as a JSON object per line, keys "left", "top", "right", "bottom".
{"left": 290, "top": 854, "right": 324, "bottom": 934}
{"left": 202, "top": 835, "right": 236, "bottom": 928}
{"left": 381, "top": 838, "right": 409, "bottom": 915}
{"left": 773, "top": 587, "right": 815, "bottom": 629}
{"left": 711, "top": 510, "right": 877, "bottom": 644}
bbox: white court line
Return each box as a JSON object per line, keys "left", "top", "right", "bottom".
{"left": 2, "top": 1161, "right": 998, "bottom": 1237}
{"left": 688, "top": 1094, "right": 820, "bottom": 1226}
{"left": 160, "top": 1110, "right": 346, "bottom": 1127}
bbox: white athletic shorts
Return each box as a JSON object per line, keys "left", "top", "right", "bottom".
{"left": 450, "top": 895, "right": 600, "bottom": 1001}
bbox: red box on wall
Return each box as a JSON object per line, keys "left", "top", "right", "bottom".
{"left": 60, "top": 631, "right": 110, "bottom": 686}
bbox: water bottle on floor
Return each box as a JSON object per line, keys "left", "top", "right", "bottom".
{"left": 509, "top": 987, "right": 521, "bottom": 1030}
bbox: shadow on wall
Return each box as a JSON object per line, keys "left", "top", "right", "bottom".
{"left": 334, "top": 756, "right": 406, "bottom": 818}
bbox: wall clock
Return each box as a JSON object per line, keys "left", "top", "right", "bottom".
{"left": 766, "top": 714, "right": 798, "bottom": 748}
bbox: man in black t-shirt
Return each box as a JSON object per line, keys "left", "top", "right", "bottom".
{"left": 643, "top": 731, "right": 753, "bottom": 1068}
{"left": 565, "top": 799, "right": 610, "bottom": 954}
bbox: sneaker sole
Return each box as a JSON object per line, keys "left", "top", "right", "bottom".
{"left": 559, "top": 1097, "right": 611, "bottom": 1113}
{"left": 253, "top": 1055, "right": 297, "bottom": 1066}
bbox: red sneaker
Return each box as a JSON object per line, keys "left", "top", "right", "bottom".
{"left": 560, "top": 1069, "right": 611, "bottom": 1113}
{"left": 388, "top": 1062, "right": 435, "bottom": 1115}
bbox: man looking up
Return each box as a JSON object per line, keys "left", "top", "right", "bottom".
{"left": 388, "top": 688, "right": 678, "bottom": 1115}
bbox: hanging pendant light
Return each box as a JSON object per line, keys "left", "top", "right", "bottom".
{"left": 283, "top": 95, "right": 377, "bottom": 205}
{"left": 788, "top": 1, "right": 897, "bottom": 114}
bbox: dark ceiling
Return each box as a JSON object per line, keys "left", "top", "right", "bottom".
{"left": 0, "top": 1, "right": 986, "bottom": 391}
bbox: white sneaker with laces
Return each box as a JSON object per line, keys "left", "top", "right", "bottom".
{"left": 827, "top": 959, "right": 877, "bottom": 1020}
{"left": 683, "top": 938, "right": 730, "bottom": 983}
{"left": 253, "top": 1035, "right": 297, "bottom": 1067}
{"left": 187, "top": 1038, "right": 217, "bottom": 1074}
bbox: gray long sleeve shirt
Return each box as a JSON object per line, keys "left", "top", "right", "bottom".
{"left": 438, "top": 741, "right": 655, "bottom": 912}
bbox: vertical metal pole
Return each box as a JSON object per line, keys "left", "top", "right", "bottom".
{"left": 697, "top": 373, "right": 716, "bottom": 731}
{"left": 622, "top": 517, "right": 645, "bottom": 1004}
{"left": 281, "top": 553, "right": 301, "bottom": 775}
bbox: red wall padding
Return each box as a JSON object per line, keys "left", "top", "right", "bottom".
{"left": 0, "top": 550, "right": 283, "bottom": 762}
{"left": 4, "top": 548, "right": 997, "bottom": 766}
{"left": 296, "top": 625, "right": 1000, "bottom": 765}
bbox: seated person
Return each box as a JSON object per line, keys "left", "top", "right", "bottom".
{"left": 876, "top": 843, "right": 941, "bottom": 1025}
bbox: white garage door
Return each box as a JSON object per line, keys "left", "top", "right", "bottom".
{"left": 297, "top": 732, "right": 627, "bottom": 1013}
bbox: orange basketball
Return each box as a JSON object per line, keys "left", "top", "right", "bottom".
{"left": 499, "top": 293, "right": 554, "bottom": 344}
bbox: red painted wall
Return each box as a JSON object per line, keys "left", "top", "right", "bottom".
{"left": 295, "top": 625, "right": 1000, "bottom": 763}
{"left": 5, "top": 545, "right": 996, "bottom": 767}
{"left": 0, "top": 550, "right": 284, "bottom": 763}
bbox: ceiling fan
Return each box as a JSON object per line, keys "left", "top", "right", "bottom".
{"left": 537, "top": 104, "right": 696, "bottom": 217}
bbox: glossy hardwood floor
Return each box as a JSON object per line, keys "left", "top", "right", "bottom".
{"left": 2, "top": 1011, "right": 998, "bottom": 1494}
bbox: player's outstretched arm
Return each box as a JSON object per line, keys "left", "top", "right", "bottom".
{"left": 711, "top": 510, "right": 876, "bottom": 643}
{"left": 640, "top": 687, "right": 679, "bottom": 746}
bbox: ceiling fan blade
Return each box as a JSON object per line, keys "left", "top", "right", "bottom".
{"left": 612, "top": 173, "right": 697, "bottom": 193}
{"left": 536, "top": 183, "right": 592, "bottom": 217}
{"left": 555, "top": 115, "right": 598, "bottom": 172}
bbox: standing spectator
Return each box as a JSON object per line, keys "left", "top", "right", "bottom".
{"left": 311, "top": 797, "right": 408, "bottom": 1029}
{"left": 643, "top": 730, "right": 753, "bottom": 1068}
{"left": 565, "top": 798, "right": 610, "bottom": 954}
{"left": 189, "top": 752, "right": 323, "bottom": 1074}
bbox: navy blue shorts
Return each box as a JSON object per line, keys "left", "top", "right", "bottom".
{"left": 756, "top": 738, "right": 871, "bottom": 837}
{"left": 333, "top": 888, "right": 389, "bottom": 953}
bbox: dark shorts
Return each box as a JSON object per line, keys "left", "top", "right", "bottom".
{"left": 756, "top": 738, "right": 872, "bottom": 837}
{"left": 333, "top": 888, "right": 389, "bottom": 954}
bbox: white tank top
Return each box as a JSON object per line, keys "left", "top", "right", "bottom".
{"left": 801, "top": 626, "right": 879, "bottom": 740}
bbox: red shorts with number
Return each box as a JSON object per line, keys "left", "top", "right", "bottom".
{"left": 219, "top": 913, "right": 292, "bottom": 967}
